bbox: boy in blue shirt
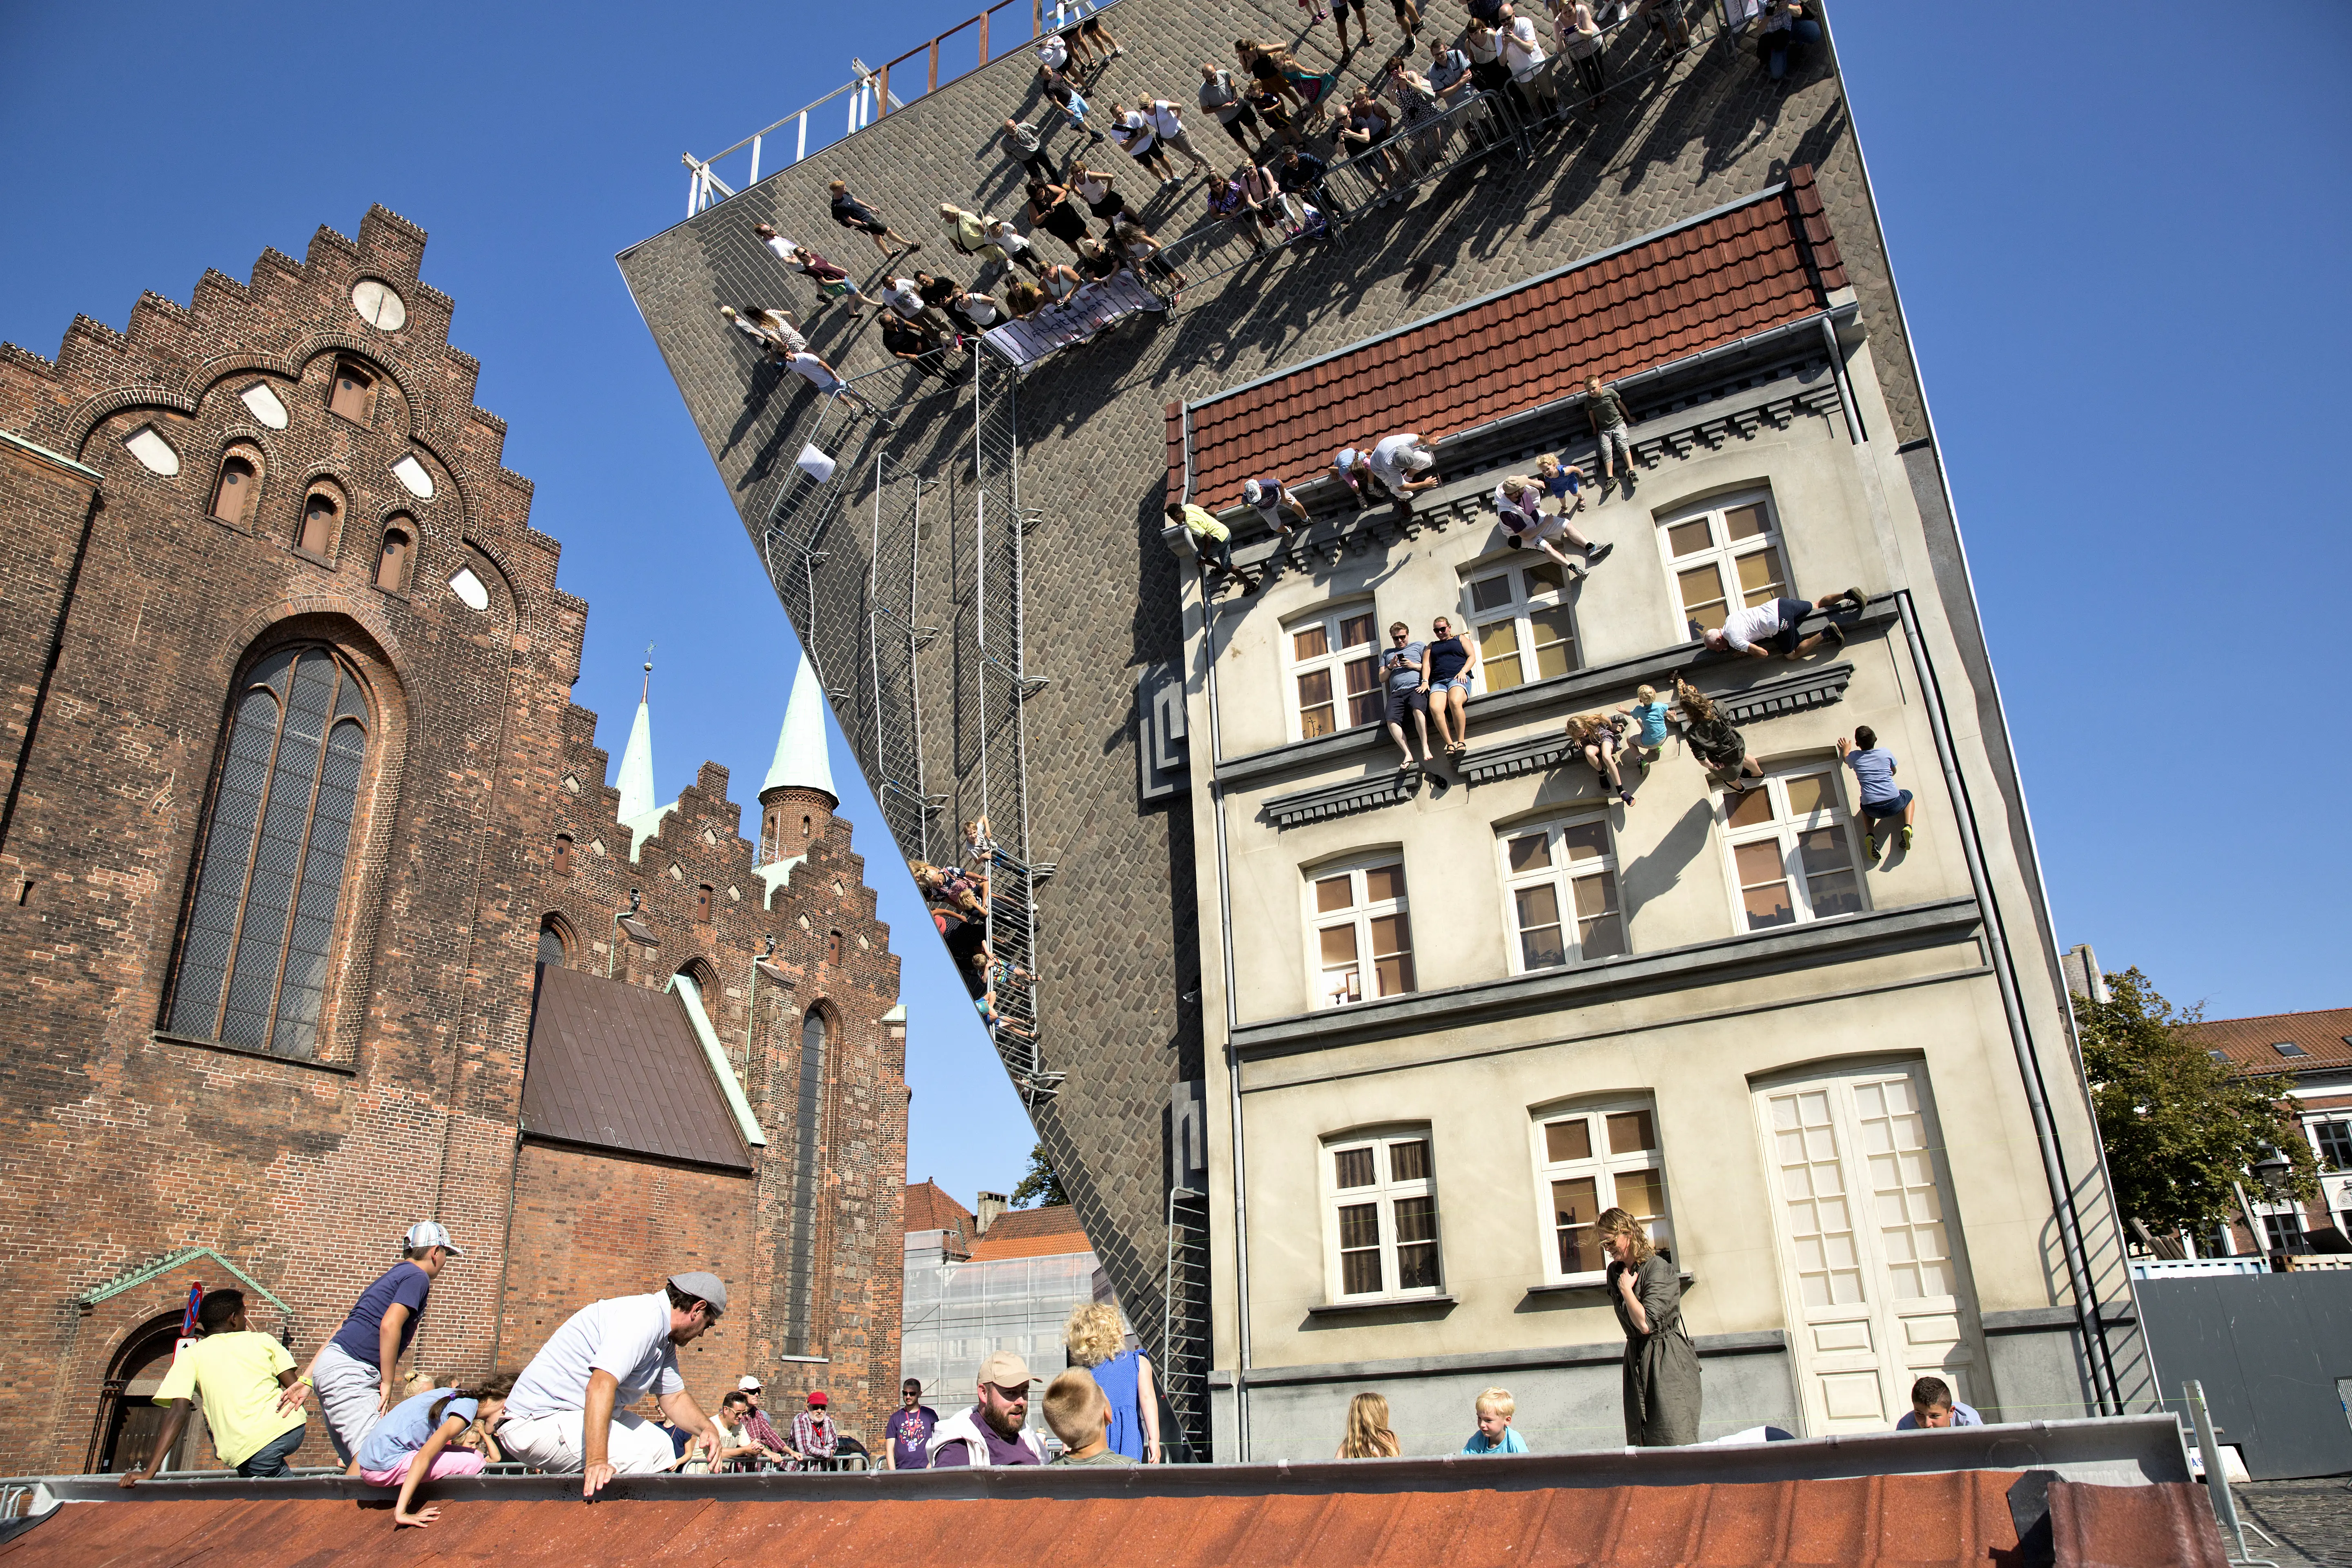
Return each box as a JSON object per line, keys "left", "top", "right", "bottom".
{"left": 1461, "top": 1385, "right": 1529, "bottom": 1454}
{"left": 1838, "top": 726, "right": 1917, "bottom": 860}
{"left": 1617, "top": 684, "right": 1671, "bottom": 768}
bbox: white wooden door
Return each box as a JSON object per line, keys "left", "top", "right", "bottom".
{"left": 1756, "top": 1063, "right": 1989, "bottom": 1434}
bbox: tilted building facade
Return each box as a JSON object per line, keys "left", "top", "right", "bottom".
{"left": 0, "top": 209, "right": 905, "bottom": 1475}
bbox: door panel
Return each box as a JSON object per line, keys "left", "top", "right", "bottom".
{"left": 1757, "top": 1063, "right": 1991, "bottom": 1434}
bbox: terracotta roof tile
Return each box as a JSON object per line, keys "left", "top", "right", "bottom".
{"left": 904, "top": 1179, "right": 976, "bottom": 1236}
{"left": 521, "top": 966, "right": 750, "bottom": 1171}
{"left": 2183, "top": 1006, "right": 2352, "bottom": 1077}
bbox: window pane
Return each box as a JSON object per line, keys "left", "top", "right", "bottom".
{"left": 1742, "top": 881, "right": 1796, "bottom": 929}
{"left": 1364, "top": 865, "right": 1406, "bottom": 904}
{"left": 1343, "top": 655, "right": 1381, "bottom": 728}
{"left": 1579, "top": 909, "right": 1627, "bottom": 960}
{"left": 1373, "top": 951, "right": 1416, "bottom": 997}
{"left": 1734, "top": 840, "right": 1786, "bottom": 884}
{"left": 168, "top": 682, "right": 283, "bottom": 1039}
{"left": 1735, "top": 549, "right": 1784, "bottom": 605}
{"left": 1516, "top": 888, "right": 1565, "bottom": 969}
{"left": 1666, "top": 518, "right": 1713, "bottom": 557}
{"left": 1678, "top": 564, "right": 1729, "bottom": 629}
{"left": 1528, "top": 607, "right": 1575, "bottom": 679}
{"left": 1315, "top": 874, "right": 1354, "bottom": 913}
{"left": 1297, "top": 668, "right": 1333, "bottom": 708}
{"left": 1477, "top": 619, "right": 1523, "bottom": 692}
{"left": 1468, "top": 574, "right": 1514, "bottom": 613}
{"left": 1806, "top": 866, "right": 1864, "bottom": 920}
{"left": 1368, "top": 913, "right": 1411, "bottom": 957}
{"left": 1545, "top": 1118, "right": 1592, "bottom": 1163}
{"left": 1335, "top": 1147, "right": 1377, "bottom": 1189}
{"left": 1394, "top": 1196, "right": 1439, "bottom": 1288}
{"left": 1615, "top": 1165, "right": 1666, "bottom": 1223}
{"left": 1524, "top": 562, "right": 1565, "bottom": 597}
{"left": 1724, "top": 503, "right": 1769, "bottom": 541}
{"left": 1725, "top": 789, "right": 1774, "bottom": 828}
{"left": 1558, "top": 822, "right": 1609, "bottom": 862}
{"left": 1319, "top": 924, "right": 1359, "bottom": 965}
{"left": 1388, "top": 1139, "right": 1430, "bottom": 1183}
{"left": 1571, "top": 872, "right": 1624, "bottom": 958}
{"left": 1341, "top": 1249, "right": 1383, "bottom": 1295}
{"left": 1506, "top": 833, "right": 1551, "bottom": 873}
{"left": 1293, "top": 624, "right": 1330, "bottom": 660}
{"left": 1553, "top": 1177, "right": 1601, "bottom": 1274}
{"left": 1296, "top": 672, "right": 1334, "bottom": 738}
{"left": 1607, "top": 1109, "right": 1657, "bottom": 1155}
{"left": 1340, "top": 614, "right": 1376, "bottom": 648}
{"left": 1785, "top": 773, "right": 1834, "bottom": 818}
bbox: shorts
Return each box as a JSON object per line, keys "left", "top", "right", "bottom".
{"left": 234, "top": 1423, "right": 308, "bottom": 1478}
{"left": 1761, "top": 596, "right": 1813, "bottom": 656}
{"left": 1384, "top": 685, "right": 1430, "bottom": 724}
{"left": 837, "top": 214, "right": 889, "bottom": 236}
{"left": 1860, "top": 789, "right": 1914, "bottom": 822}
{"left": 359, "top": 1448, "right": 486, "bottom": 1488}
{"left": 497, "top": 1409, "right": 679, "bottom": 1477}
{"left": 1429, "top": 672, "right": 1472, "bottom": 694}
{"left": 814, "top": 278, "right": 853, "bottom": 299}
{"left": 313, "top": 1339, "right": 388, "bottom": 1463}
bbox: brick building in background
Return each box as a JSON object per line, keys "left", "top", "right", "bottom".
{"left": 2186, "top": 1007, "right": 2352, "bottom": 1258}
{"left": 0, "top": 207, "right": 904, "bottom": 1476}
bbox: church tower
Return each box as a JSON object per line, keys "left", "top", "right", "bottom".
{"left": 759, "top": 656, "right": 838, "bottom": 864}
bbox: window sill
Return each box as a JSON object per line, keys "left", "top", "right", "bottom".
{"left": 151, "top": 1031, "right": 357, "bottom": 1076}
{"left": 1306, "top": 1293, "right": 1457, "bottom": 1318}
{"left": 1524, "top": 1269, "right": 1695, "bottom": 1297}
{"left": 291, "top": 546, "right": 334, "bottom": 567}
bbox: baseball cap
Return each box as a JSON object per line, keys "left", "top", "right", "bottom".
{"left": 1402, "top": 446, "right": 1435, "bottom": 471}
{"left": 1243, "top": 479, "right": 1263, "bottom": 504}
{"left": 808, "top": 1390, "right": 830, "bottom": 1407}
{"left": 737, "top": 1375, "right": 763, "bottom": 1392}
{"left": 403, "top": 1222, "right": 463, "bottom": 1256}
{"left": 976, "top": 1350, "right": 1032, "bottom": 1389}
{"left": 668, "top": 1271, "right": 729, "bottom": 1313}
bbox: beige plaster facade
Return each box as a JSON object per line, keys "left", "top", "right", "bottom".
{"left": 1177, "top": 326, "right": 2149, "bottom": 1460}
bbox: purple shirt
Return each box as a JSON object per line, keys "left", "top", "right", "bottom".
{"left": 931, "top": 1415, "right": 1041, "bottom": 1466}
{"left": 329, "top": 1262, "right": 430, "bottom": 1366}
{"left": 883, "top": 1404, "right": 938, "bottom": 1468}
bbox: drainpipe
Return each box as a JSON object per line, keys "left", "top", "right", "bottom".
{"left": 1896, "top": 592, "right": 2120, "bottom": 1414}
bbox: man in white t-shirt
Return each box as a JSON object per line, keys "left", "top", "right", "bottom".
{"left": 752, "top": 223, "right": 798, "bottom": 265}
{"left": 499, "top": 1272, "right": 728, "bottom": 1498}
{"left": 1702, "top": 588, "right": 1864, "bottom": 660}
{"left": 1144, "top": 98, "right": 1212, "bottom": 174}
{"left": 1367, "top": 432, "right": 1441, "bottom": 498}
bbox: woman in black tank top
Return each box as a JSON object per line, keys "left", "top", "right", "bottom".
{"left": 1426, "top": 616, "right": 1475, "bottom": 756}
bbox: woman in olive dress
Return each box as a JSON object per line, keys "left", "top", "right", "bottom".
{"left": 1599, "top": 1206, "right": 1700, "bottom": 1445}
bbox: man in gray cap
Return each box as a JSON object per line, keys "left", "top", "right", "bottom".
{"left": 281, "top": 1221, "right": 463, "bottom": 1466}
{"left": 498, "top": 1272, "right": 728, "bottom": 1497}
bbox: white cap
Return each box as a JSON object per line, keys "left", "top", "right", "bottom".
{"left": 738, "top": 1374, "right": 764, "bottom": 1392}
{"left": 403, "top": 1221, "right": 463, "bottom": 1256}
{"left": 1402, "top": 445, "right": 1435, "bottom": 472}
{"left": 1243, "top": 479, "right": 1264, "bottom": 503}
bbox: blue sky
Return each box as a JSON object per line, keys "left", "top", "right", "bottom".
{"left": 3, "top": 5, "right": 2344, "bottom": 1209}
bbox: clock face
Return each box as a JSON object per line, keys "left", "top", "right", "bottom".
{"left": 352, "top": 278, "right": 407, "bottom": 331}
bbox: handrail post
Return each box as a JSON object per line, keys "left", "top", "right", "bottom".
{"left": 978, "top": 8, "right": 989, "bottom": 61}
{"left": 797, "top": 110, "right": 808, "bottom": 163}
{"left": 878, "top": 62, "right": 891, "bottom": 116}
{"left": 929, "top": 38, "right": 940, "bottom": 92}
{"left": 749, "top": 134, "right": 762, "bottom": 185}
{"left": 1033, "top": 0, "right": 1042, "bottom": 38}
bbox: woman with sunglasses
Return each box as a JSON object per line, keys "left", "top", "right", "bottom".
{"left": 1425, "top": 615, "right": 1477, "bottom": 757}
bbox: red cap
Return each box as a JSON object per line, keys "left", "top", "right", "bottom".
{"left": 808, "top": 1390, "right": 829, "bottom": 1406}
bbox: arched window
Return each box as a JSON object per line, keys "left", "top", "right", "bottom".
{"left": 784, "top": 1008, "right": 830, "bottom": 1356}
{"left": 537, "top": 915, "right": 569, "bottom": 969}
{"left": 827, "top": 929, "right": 842, "bottom": 965}
{"left": 167, "top": 645, "right": 371, "bottom": 1058}
{"left": 211, "top": 452, "right": 260, "bottom": 526}
{"left": 802, "top": 813, "right": 813, "bottom": 837}
{"left": 376, "top": 521, "right": 414, "bottom": 591}
{"left": 552, "top": 833, "right": 574, "bottom": 876}
{"left": 695, "top": 883, "right": 714, "bottom": 924}
{"left": 329, "top": 360, "right": 376, "bottom": 424}
{"left": 297, "top": 490, "right": 339, "bottom": 557}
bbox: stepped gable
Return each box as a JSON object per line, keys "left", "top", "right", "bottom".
{"left": 1174, "top": 173, "right": 1844, "bottom": 509}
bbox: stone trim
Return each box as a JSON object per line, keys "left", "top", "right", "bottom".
{"left": 1302, "top": 1292, "right": 1457, "bottom": 1318}
{"left": 1982, "top": 1304, "right": 2139, "bottom": 1335}
{"left": 1218, "top": 1328, "right": 1789, "bottom": 1390}
{"left": 1232, "top": 895, "right": 1982, "bottom": 1058}
{"left": 1260, "top": 765, "right": 1423, "bottom": 829}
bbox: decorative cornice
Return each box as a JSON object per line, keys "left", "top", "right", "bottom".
{"left": 1261, "top": 765, "right": 1423, "bottom": 829}
{"left": 1458, "top": 730, "right": 1573, "bottom": 786}
{"left": 1714, "top": 661, "right": 1855, "bottom": 724}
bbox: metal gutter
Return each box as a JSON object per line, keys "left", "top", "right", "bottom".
{"left": 667, "top": 972, "right": 768, "bottom": 1147}
{"left": 1196, "top": 559, "right": 1251, "bottom": 1459}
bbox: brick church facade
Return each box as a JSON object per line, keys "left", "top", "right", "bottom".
{"left": 0, "top": 205, "right": 904, "bottom": 1475}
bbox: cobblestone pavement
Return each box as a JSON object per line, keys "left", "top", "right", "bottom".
{"left": 2236, "top": 1479, "right": 2352, "bottom": 1567}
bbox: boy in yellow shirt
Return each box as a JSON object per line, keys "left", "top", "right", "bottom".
{"left": 119, "top": 1289, "right": 309, "bottom": 1483}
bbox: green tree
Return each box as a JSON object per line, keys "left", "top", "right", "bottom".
{"left": 2075, "top": 967, "right": 2318, "bottom": 1242}
{"left": 1010, "top": 1140, "right": 1069, "bottom": 1208}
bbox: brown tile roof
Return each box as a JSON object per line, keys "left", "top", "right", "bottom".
{"left": 1173, "top": 169, "right": 1842, "bottom": 511}
{"left": 521, "top": 965, "right": 751, "bottom": 1171}
{"left": 904, "top": 1180, "right": 976, "bottom": 1236}
{"left": 6, "top": 1474, "right": 2225, "bottom": 1565}
{"left": 2184, "top": 1006, "right": 2352, "bottom": 1077}
{"left": 967, "top": 1202, "right": 1091, "bottom": 1260}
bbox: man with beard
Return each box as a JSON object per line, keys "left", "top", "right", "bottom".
{"left": 927, "top": 1350, "right": 1047, "bottom": 1466}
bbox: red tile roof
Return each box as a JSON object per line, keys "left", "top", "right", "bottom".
{"left": 1173, "top": 170, "right": 1842, "bottom": 511}
{"left": 904, "top": 1179, "right": 977, "bottom": 1236}
{"left": 968, "top": 1202, "right": 1091, "bottom": 1260}
{"left": 2, "top": 1475, "right": 2223, "bottom": 1565}
{"left": 521, "top": 966, "right": 750, "bottom": 1171}
{"left": 2184, "top": 1006, "right": 2352, "bottom": 1078}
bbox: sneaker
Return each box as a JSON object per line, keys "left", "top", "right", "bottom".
{"left": 1901, "top": 825, "right": 1914, "bottom": 850}
{"left": 1585, "top": 541, "right": 1614, "bottom": 566}
{"left": 1620, "top": 789, "right": 1636, "bottom": 806}
{"left": 1864, "top": 832, "right": 1878, "bottom": 859}
{"left": 1842, "top": 586, "right": 1866, "bottom": 610}
{"left": 1821, "top": 622, "right": 1846, "bottom": 650}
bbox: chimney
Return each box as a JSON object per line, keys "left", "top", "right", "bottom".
{"left": 976, "top": 1191, "right": 1008, "bottom": 1236}
{"left": 2060, "top": 944, "right": 2109, "bottom": 1006}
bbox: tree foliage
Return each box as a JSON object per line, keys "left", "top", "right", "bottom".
{"left": 1010, "top": 1140, "right": 1069, "bottom": 1209}
{"left": 2076, "top": 967, "right": 2318, "bottom": 1239}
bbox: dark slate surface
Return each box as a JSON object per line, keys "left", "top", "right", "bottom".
{"left": 521, "top": 965, "right": 751, "bottom": 1172}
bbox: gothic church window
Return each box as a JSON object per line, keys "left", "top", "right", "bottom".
{"left": 329, "top": 360, "right": 376, "bottom": 424}
{"left": 211, "top": 452, "right": 260, "bottom": 526}
{"left": 166, "top": 645, "right": 371, "bottom": 1059}
{"left": 376, "top": 522, "right": 413, "bottom": 591}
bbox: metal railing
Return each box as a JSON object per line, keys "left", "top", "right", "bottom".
{"left": 684, "top": 0, "right": 1131, "bottom": 216}
{"left": 1162, "top": 1186, "right": 1212, "bottom": 1461}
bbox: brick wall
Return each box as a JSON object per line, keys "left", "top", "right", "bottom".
{"left": 0, "top": 208, "right": 904, "bottom": 1473}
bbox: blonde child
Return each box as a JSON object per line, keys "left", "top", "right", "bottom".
{"left": 1568, "top": 712, "right": 1633, "bottom": 806}
{"left": 356, "top": 1373, "right": 514, "bottom": 1529}
{"left": 1461, "top": 1385, "right": 1527, "bottom": 1455}
{"left": 1044, "top": 1368, "right": 1136, "bottom": 1465}
{"left": 1336, "top": 1391, "right": 1403, "bottom": 1458}
{"left": 1617, "top": 684, "right": 1671, "bottom": 767}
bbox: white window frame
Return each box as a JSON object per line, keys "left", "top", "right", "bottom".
{"left": 1304, "top": 853, "right": 1415, "bottom": 1009}
{"left": 1322, "top": 1125, "right": 1443, "bottom": 1302}
{"left": 1528, "top": 1098, "right": 1673, "bottom": 1287}
{"left": 1496, "top": 814, "right": 1626, "bottom": 974}
{"left": 1717, "top": 762, "right": 1871, "bottom": 932}
{"left": 1460, "top": 558, "right": 1576, "bottom": 693}
{"left": 1281, "top": 601, "right": 1383, "bottom": 742}
{"left": 2306, "top": 1114, "right": 2352, "bottom": 1174}
{"left": 1655, "top": 487, "right": 1790, "bottom": 641}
